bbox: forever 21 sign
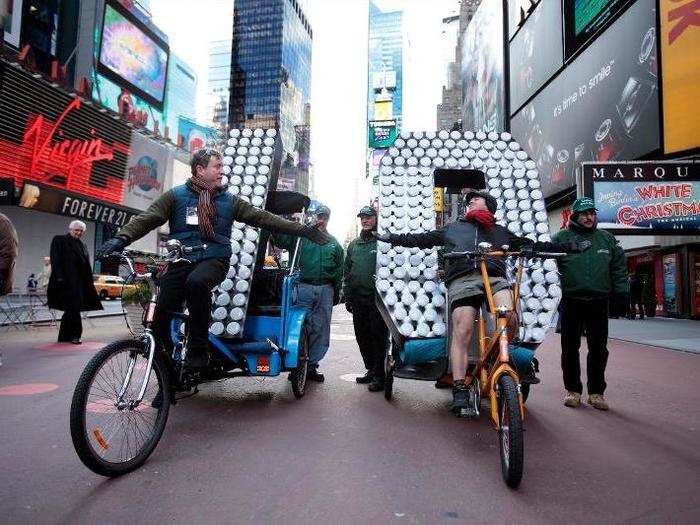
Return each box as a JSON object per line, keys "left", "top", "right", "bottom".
{"left": 0, "top": 62, "right": 133, "bottom": 209}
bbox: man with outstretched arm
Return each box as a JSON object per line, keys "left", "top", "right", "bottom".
{"left": 97, "top": 148, "right": 330, "bottom": 370}
{"left": 376, "top": 190, "right": 590, "bottom": 418}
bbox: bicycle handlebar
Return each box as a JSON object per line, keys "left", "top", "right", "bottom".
{"left": 444, "top": 250, "right": 567, "bottom": 260}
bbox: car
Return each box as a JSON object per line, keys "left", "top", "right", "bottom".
{"left": 93, "top": 275, "right": 135, "bottom": 300}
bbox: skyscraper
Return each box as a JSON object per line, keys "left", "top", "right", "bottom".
{"left": 229, "top": 0, "right": 313, "bottom": 192}
{"left": 367, "top": 1, "right": 403, "bottom": 130}
{"left": 165, "top": 54, "right": 197, "bottom": 141}
{"left": 208, "top": 39, "right": 233, "bottom": 131}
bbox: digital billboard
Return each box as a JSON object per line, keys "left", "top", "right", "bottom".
{"left": 97, "top": 1, "right": 169, "bottom": 109}
{"left": 582, "top": 161, "right": 700, "bottom": 234}
{"left": 660, "top": 0, "right": 700, "bottom": 154}
{"left": 511, "top": 0, "right": 659, "bottom": 199}
{"left": 460, "top": 0, "right": 505, "bottom": 133}
{"left": 177, "top": 117, "right": 219, "bottom": 153}
{"left": 2, "top": 0, "right": 22, "bottom": 47}
{"left": 564, "top": 0, "right": 633, "bottom": 58}
{"left": 509, "top": 0, "right": 564, "bottom": 113}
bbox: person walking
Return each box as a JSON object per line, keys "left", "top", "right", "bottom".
{"left": 552, "top": 198, "right": 629, "bottom": 411}
{"left": 344, "top": 206, "right": 389, "bottom": 392}
{"left": 274, "top": 205, "right": 344, "bottom": 382}
{"left": 47, "top": 220, "right": 103, "bottom": 344}
{"left": 628, "top": 273, "right": 645, "bottom": 320}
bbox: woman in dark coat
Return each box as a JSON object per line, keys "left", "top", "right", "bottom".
{"left": 47, "top": 220, "right": 102, "bottom": 343}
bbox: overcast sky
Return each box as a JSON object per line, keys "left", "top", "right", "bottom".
{"left": 149, "top": 0, "right": 458, "bottom": 240}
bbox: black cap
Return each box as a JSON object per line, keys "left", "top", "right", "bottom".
{"left": 357, "top": 206, "right": 376, "bottom": 217}
{"left": 464, "top": 190, "right": 498, "bottom": 213}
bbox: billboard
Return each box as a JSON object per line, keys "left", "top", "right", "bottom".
{"left": 582, "top": 161, "right": 700, "bottom": 233}
{"left": 509, "top": 0, "right": 564, "bottom": 113}
{"left": 461, "top": 0, "right": 505, "bottom": 133}
{"left": 0, "top": 64, "right": 132, "bottom": 205}
{"left": 510, "top": 0, "right": 659, "bottom": 199}
{"left": 122, "top": 131, "right": 169, "bottom": 211}
{"left": 177, "top": 117, "right": 219, "bottom": 153}
{"left": 564, "top": 0, "right": 632, "bottom": 58}
{"left": 660, "top": 0, "right": 700, "bottom": 154}
{"left": 2, "top": 0, "right": 22, "bottom": 47}
{"left": 97, "top": 1, "right": 169, "bottom": 109}
{"left": 368, "top": 120, "right": 398, "bottom": 149}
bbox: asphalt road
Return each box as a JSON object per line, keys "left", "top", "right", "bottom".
{"left": 1, "top": 309, "right": 699, "bottom": 524}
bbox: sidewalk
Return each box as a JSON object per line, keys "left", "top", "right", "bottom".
{"left": 609, "top": 317, "right": 700, "bottom": 354}
{"left": 1, "top": 297, "right": 124, "bottom": 328}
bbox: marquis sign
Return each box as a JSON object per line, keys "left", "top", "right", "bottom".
{"left": 582, "top": 161, "right": 700, "bottom": 233}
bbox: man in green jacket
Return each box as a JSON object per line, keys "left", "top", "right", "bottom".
{"left": 552, "top": 197, "right": 629, "bottom": 411}
{"left": 274, "top": 205, "right": 344, "bottom": 382}
{"left": 97, "top": 148, "right": 329, "bottom": 370}
{"left": 344, "top": 206, "right": 388, "bottom": 392}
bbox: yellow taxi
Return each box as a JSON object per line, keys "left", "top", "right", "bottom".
{"left": 93, "top": 275, "right": 135, "bottom": 300}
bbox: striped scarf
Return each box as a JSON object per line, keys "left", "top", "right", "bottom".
{"left": 188, "top": 176, "right": 217, "bottom": 240}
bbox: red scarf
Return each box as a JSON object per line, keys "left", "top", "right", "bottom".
{"left": 465, "top": 209, "right": 495, "bottom": 230}
{"left": 188, "top": 176, "right": 217, "bottom": 240}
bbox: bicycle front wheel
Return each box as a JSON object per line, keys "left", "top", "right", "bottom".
{"left": 497, "top": 374, "right": 524, "bottom": 488}
{"left": 70, "top": 339, "right": 171, "bottom": 477}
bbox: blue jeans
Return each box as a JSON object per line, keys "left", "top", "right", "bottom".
{"left": 295, "top": 283, "right": 334, "bottom": 368}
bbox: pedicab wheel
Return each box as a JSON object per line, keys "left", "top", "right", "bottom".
{"left": 497, "top": 374, "right": 524, "bottom": 488}
{"left": 70, "top": 339, "right": 171, "bottom": 477}
{"left": 384, "top": 352, "right": 394, "bottom": 401}
{"left": 290, "top": 322, "right": 309, "bottom": 399}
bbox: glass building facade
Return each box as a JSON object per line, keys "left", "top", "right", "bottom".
{"left": 367, "top": 1, "right": 403, "bottom": 128}
{"left": 229, "top": 0, "right": 312, "bottom": 193}
{"left": 165, "top": 54, "right": 197, "bottom": 141}
{"left": 209, "top": 39, "right": 233, "bottom": 131}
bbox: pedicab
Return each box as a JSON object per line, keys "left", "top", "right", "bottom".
{"left": 377, "top": 165, "right": 564, "bottom": 489}
{"left": 70, "top": 190, "right": 315, "bottom": 477}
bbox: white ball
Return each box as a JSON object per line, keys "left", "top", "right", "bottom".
{"left": 226, "top": 322, "right": 241, "bottom": 336}
{"left": 209, "top": 322, "right": 224, "bottom": 335}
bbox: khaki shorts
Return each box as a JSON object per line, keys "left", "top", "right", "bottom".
{"left": 447, "top": 273, "right": 510, "bottom": 311}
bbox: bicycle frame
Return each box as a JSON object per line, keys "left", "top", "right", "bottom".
{"left": 461, "top": 251, "right": 526, "bottom": 427}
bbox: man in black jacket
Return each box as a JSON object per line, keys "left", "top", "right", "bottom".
{"left": 377, "top": 191, "right": 587, "bottom": 417}
{"left": 47, "top": 220, "right": 103, "bottom": 344}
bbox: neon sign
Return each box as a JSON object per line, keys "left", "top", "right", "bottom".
{"left": 2, "top": 97, "right": 131, "bottom": 204}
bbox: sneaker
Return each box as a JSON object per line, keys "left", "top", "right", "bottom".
{"left": 520, "top": 363, "right": 541, "bottom": 385}
{"left": 588, "top": 394, "right": 609, "bottom": 411}
{"left": 451, "top": 381, "right": 477, "bottom": 418}
{"left": 355, "top": 372, "right": 373, "bottom": 384}
{"left": 306, "top": 368, "right": 325, "bottom": 383}
{"left": 563, "top": 391, "right": 581, "bottom": 408}
{"left": 368, "top": 376, "right": 385, "bottom": 392}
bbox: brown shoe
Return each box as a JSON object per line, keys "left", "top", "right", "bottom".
{"left": 588, "top": 394, "right": 609, "bottom": 411}
{"left": 563, "top": 391, "right": 581, "bottom": 408}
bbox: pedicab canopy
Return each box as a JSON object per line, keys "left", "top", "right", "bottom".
{"left": 374, "top": 129, "right": 561, "bottom": 350}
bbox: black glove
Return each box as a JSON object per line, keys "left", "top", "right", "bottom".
{"left": 345, "top": 300, "right": 354, "bottom": 313}
{"left": 333, "top": 289, "right": 341, "bottom": 306}
{"left": 373, "top": 232, "right": 391, "bottom": 243}
{"left": 302, "top": 226, "right": 332, "bottom": 245}
{"left": 97, "top": 235, "right": 128, "bottom": 260}
{"left": 568, "top": 239, "right": 592, "bottom": 253}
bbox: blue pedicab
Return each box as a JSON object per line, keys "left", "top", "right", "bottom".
{"left": 70, "top": 191, "right": 313, "bottom": 477}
